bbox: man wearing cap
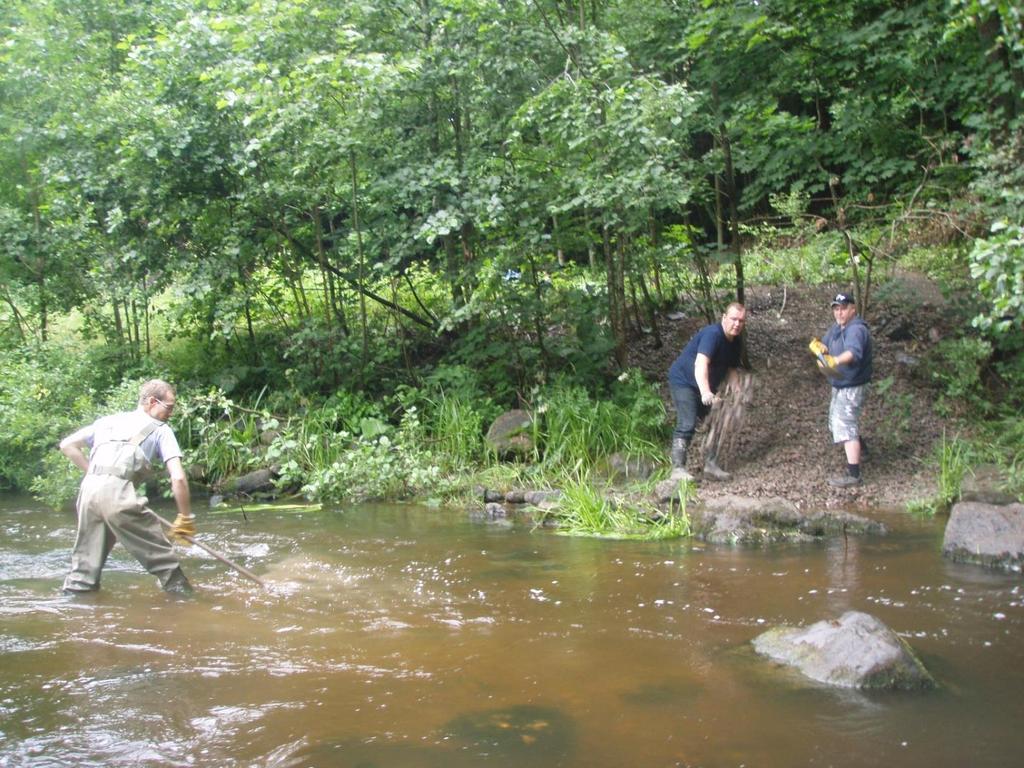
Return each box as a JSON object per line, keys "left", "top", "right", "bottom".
{"left": 667, "top": 302, "right": 747, "bottom": 481}
{"left": 811, "top": 292, "right": 873, "bottom": 487}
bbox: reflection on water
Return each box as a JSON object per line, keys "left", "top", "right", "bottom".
{"left": 1, "top": 495, "right": 1022, "bottom": 767}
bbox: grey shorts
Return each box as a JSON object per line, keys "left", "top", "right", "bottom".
{"left": 829, "top": 385, "right": 866, "bottom": 444}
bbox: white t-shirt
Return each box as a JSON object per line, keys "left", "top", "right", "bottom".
{"left": 66, "top": 408, "right": 183, "bottom": 466}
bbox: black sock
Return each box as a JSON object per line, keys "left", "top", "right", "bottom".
{"left": 847, "top": 463, "right": 861, "bottom": 478}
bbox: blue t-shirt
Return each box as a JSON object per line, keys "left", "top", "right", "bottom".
{"left": 823, "top": 317, "right": 873, "bottom": 388}
{"left": 668, "top": 322, "right": 741, "bottom": 392}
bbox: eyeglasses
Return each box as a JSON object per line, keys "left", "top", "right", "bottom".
{"left": 153, "top": 397, "right": 176, "bottom": 412}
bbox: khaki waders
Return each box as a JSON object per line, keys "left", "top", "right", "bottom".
{"left": 63, "top": 422, "right": 190, "bottom": 593}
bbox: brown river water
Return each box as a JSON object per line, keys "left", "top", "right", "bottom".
{"left": 1, "top": 493, "right": 1022, "bottom": 767}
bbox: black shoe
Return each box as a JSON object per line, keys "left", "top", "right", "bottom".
{"left": 828, "top": 473, "right": 862, "bottom": 488}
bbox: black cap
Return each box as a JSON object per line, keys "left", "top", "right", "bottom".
{"left": 830, "top": 292, "right": 854, "bottom": 307}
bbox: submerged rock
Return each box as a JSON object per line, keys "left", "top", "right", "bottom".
{"left": 691, "top": 495, "right": 886, "bottom": 544}
{"left": 942, "top": 500, "right": 1024, "bottom": 572}
{"left": 522, "top": 489, "right": 562, "bottom": 507}
{"left": 752, "top": 610, "right": 935, "bottom": 690}
{"left": 444, "top": 704, "right": 574, "bottom": 758}
{"left": 468, "top": 489, "right": 562, "bottom": 524}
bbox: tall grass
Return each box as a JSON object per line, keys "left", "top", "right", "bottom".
{"left": 936, "top": 433, "right": 968, "bottom": 508}
{"left": 420, "top": 391, "right": 491, "bottom": 469}
{"left": 546, "top": 474, "right": 689, "bottom": 540}
{"left": 535, "top": 374, "right": 665, "bottom": 472}
{"left": 907, "top": 432, "right": 969, "bottom": 517}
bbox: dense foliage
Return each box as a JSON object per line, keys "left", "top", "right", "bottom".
{"left": 1, "top": 0, "right": 1021, "bottom": 509}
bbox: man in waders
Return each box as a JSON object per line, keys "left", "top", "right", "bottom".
{"left": 59, "top": 379, "right": 196, "bottom": 593}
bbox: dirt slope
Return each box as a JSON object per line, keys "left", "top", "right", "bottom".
{"left": 629, "top": 276, "right": 953, "bottom": 511}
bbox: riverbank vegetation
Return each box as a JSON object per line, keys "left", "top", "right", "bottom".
{"left": 2, "top": 1, "right": 1022, "bottom": 530}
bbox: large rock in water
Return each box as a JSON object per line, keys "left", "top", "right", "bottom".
{"left": 224, "top": 467, "right": 277, "bottom": 496}
{"left": 752, "top": 611, "right": 935, "bottom": 690}
{"left": 942, "top": 500, "right": 1024, "bottom": 572}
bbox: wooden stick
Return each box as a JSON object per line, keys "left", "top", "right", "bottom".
{"left": 148, "top": 509, "right": 266, "bottom": 587}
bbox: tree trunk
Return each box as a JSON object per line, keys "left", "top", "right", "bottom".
{"left": 36, "top": 272, "right": 47, "bottom": 343}
{"left": 711, "top": 83, "right": 744, "bottom": 306}
{"left": 718, "top": 124, "right": 744, "bottom": 306}
{"left": 604, "top": 223, "right": 627, "bottom": 369}
{"left": 637, "top": 271, "right": 662, "bottom": 348}
{"left": 312, "top": 205, "right": 333, "bottom": 332}
{"left": 1, "top": 289, "right": 26, "bottom": 341}
{"left": 526, "top": 249, "right": 550, "bottom": 371}
{"left": 350, "top": 151, "right": 369, "bottom": 370}
{"left": 553, "top": 214, "right": 566, "bottom": 267}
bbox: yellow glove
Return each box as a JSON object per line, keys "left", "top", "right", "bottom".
{"left": 809, "top": 338, "right": 839, "bottom": 373}
{"left": 169, "top": 513, "right": 196, "bottom": 542}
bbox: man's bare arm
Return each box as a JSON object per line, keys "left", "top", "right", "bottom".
{"left": 59, "top": 436, "right": 90, "bottom": 473}
{"left": 695, "top": 353, "right": 714, "bottom": 402}
{"left": 165, "top": 456, "right": 192, "bottom": 519}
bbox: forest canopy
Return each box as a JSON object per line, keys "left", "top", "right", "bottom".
{"left": 1, "top": 0, "right": 1022, "bottom": 500}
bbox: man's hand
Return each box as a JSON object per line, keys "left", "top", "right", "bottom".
{"left": 701, "top": 391, "right": 716, "bottom": 406}
{"left": 809, "top": 338, "right": 839, "bottom": 373}
{"left": 169, "top": 513, "right": 196, "bottom": 542}
{"left": 817, "top": 354, "right": 839, "bottom": 371}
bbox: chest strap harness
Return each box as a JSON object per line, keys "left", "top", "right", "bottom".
{"left": 87, "top": 420, "right": 160, "bottom": 479}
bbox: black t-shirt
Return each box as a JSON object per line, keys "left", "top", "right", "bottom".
{"left": 668, "top": 323, "right": 741, "bottom": 392}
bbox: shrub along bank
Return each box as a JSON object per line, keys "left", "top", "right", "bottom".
{"left": 3, "top": 237, "right": 1021, "bottom": 538}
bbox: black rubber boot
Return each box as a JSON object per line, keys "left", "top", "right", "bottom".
{"left": 703, "top": 454, "right": 731, "bottom": 481}
{"left": 670, "top": 438, "right": 688, "bottom": 469}
{"left": 160, "top": 567, "right": 194, "bottom": 595}
{"left": 670, "top": 439, "right": 694, "bottom": 481}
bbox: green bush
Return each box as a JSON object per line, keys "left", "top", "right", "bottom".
{"left": 969, "top": 221, "right": 1024, "bottom": 339}
{"left": 173, "top": 388, "right": 265, "bottom": 485}
{"left": 298, "top": 407, "right": 450, "bottom": 504}
{"left": 928, "top": 336, "right": 993, "bottom": 417}
{"left": 0, "top": 343, "right": 97, "bottom": 491}
{"left": 9, "top": 362, "right": 154, "bottom": 507}
{"left": 974, "top": 412, "right": 1024, "bottom": 502}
